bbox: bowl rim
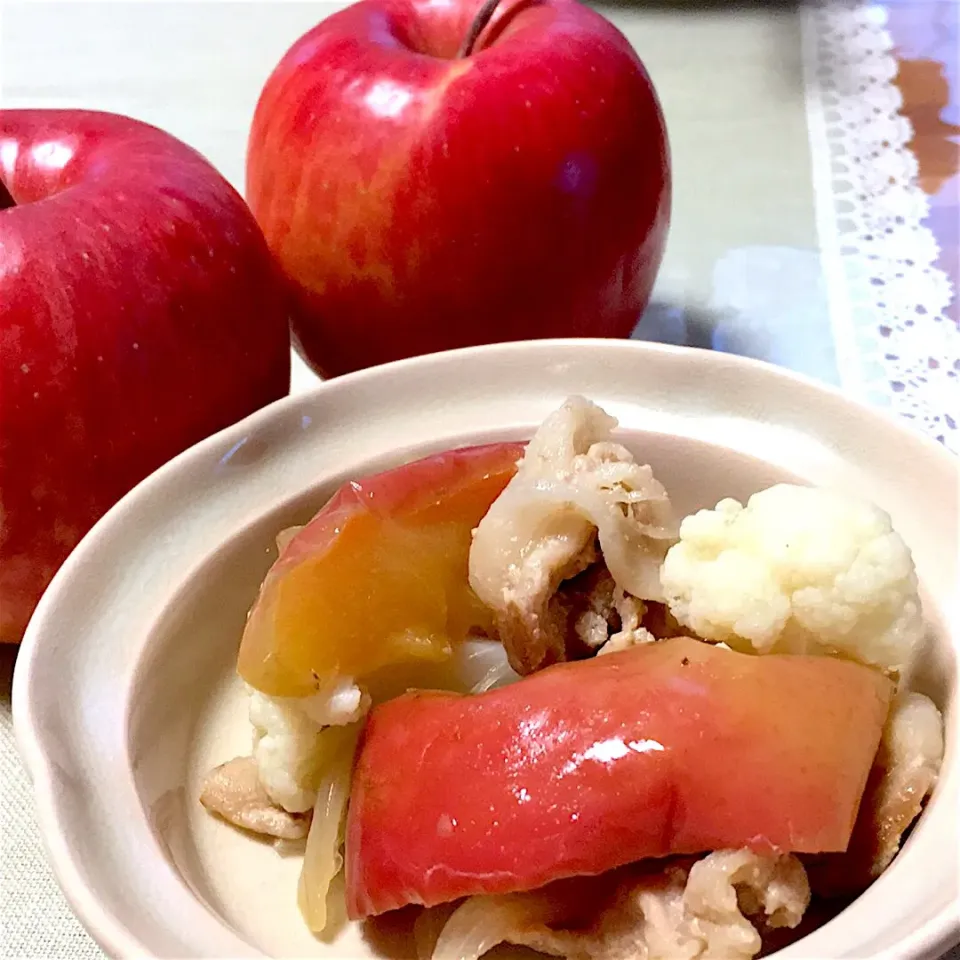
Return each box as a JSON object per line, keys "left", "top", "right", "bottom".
{"left": 11, "top": 337, "right": 960, "bottom": 960}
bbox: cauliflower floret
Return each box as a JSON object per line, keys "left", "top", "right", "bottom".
{"left": 249, "top": 679, "right": 369, "bottom": 813}
{"left": 429, "top": 850, "right": 809, "bottom": 960}
{"left": 660, "top": 484, "right": 924, "bottom": 675}
{"left": 469, "top": 396, "right": 677, "bottom": 674}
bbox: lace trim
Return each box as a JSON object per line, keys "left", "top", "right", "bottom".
{"left": 801, "top": 0, "right": 958, "bottom": 452}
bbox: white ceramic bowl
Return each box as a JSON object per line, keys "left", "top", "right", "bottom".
{"left": 13, "top": 339, "right": 959, "bottom": 960}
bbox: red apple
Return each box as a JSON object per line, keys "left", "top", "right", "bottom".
{"left": 247, "top": 0, "right": 670, "bottom": 377}
{"left": 0, "top": 109, "right": 292, "bottom": 644}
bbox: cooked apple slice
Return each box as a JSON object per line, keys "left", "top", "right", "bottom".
{"left": 237, "top": 442, "right": 525, "bottom": 697}
{"left": 345, "top": 636, "right": 893, "bottom": 918}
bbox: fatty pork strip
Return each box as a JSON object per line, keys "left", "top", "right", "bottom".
{"left": 807, "top": 690, "right": 944, "bottom": 896}
{"left": 424, "top": 849, "right": 810, "bottom": 960}
{"left": 468, "top": 396, "right": 677, "bottom": 675}
{"left": 199, "top": 756, "right": 310, "bottom": 841}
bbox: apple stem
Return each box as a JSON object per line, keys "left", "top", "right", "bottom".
{"left": 457, "top": 0, "right": 502, "bottom": 57}
{"left": 0, "top": 178, "right": 14, "bottom": 211}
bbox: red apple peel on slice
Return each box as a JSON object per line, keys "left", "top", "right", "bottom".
{"left": 345, "top": 637, "right": 893, "bottom": 918}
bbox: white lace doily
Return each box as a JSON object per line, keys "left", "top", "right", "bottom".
{"left": 801, "top": 0, "right": 958, "bottom": 453}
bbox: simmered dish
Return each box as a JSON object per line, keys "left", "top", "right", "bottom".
{"left": 200, "top": 397, "right": 944, "bottom": 960}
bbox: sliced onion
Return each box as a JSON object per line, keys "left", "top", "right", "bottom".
{"left": 469, "top": 659, "right": 520, "bottom": 695}
{"left": 451, "top": 639, "right": 520, "bottom": 694}
{"left": 432, "top": 894, "right": 552, "bottom": 960}
{"left": 415, "top": 903, "right": 460, "bottom": 960}
{"left": 321, "top": 869, "right": 349, "bottom": 941}
{"left": 297, "top": 724, "right": 359, "bottom": 936}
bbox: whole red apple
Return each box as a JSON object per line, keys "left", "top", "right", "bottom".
{"left": 247, "top": 0, "right": 669, "bottom": 377}
{"left": 0, "top": 109, "right": 292, "bottom": 644}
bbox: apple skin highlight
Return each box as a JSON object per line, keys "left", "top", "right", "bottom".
{"left": 247, "top": 0, "right": 671, "bottom": 377}
{"left": 0, "top": 109, "right": 292, "bottom": 644}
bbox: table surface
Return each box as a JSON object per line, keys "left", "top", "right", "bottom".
{"left": 887, "top": 0, "right": 960, "bottom": 324}
{"left": 1, "top": 1, "right": 957, "bottom": 958}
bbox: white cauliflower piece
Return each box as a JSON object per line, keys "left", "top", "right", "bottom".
{"left": 249, "top": 679, "right": 369, "bottom": 813}
{"left": 430, "top": 850, "right": 809, "bottom": 960}
{"left": 469, "top": 396, "right": 677, "bottom": 674}
{"left": 660, "top": 484, "right": 924, "bottom": 675}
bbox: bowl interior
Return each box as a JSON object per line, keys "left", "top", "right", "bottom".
{"left": 128, "top": 427, "right": 954, "bottom": 960}
{"left": 16, "top": 341, "right": 958, "bottom": 960}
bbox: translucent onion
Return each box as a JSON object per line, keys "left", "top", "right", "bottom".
{"left": 453, "top": 639, "right": 520, "bottom": 694}
{"left": 414, "top": 903, "right": 459, "bottom": 960}
{"left": 297, "top": 724, "right": 359, "bottom": 936}
{"left": 431, "top": 894, "right": 553, "bottom": 960}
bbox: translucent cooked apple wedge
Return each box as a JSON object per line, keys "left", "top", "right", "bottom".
{"left": 345, "top": 638, "right": 892, "bottom": 919}
{"left": 236, "top": 442, "right": 525, "bottom": 698}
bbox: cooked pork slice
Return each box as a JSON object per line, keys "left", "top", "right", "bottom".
{"left": 429, "top": 850, "right": 809, "bottom": 960}
{"left": 469, "top": 396, "right": 677, "bottom": 675}
{"left": 199, "top": 756, "right": 311, "bottom": 841}
{"left": 808, "top": 691, "right": 943, "bottom": 897}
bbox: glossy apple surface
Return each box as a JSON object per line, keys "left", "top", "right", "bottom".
{"left": 346, "top": 636, "right": 893, "bottom": 917}
{"left": 0, "top": 109, "right": 292, "bottom": 644}
{"left": 237, "top": 441, "right": 525, "bottom": 697}
{"left": 247, "top": 0, "right": 670, "bottom": 377}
